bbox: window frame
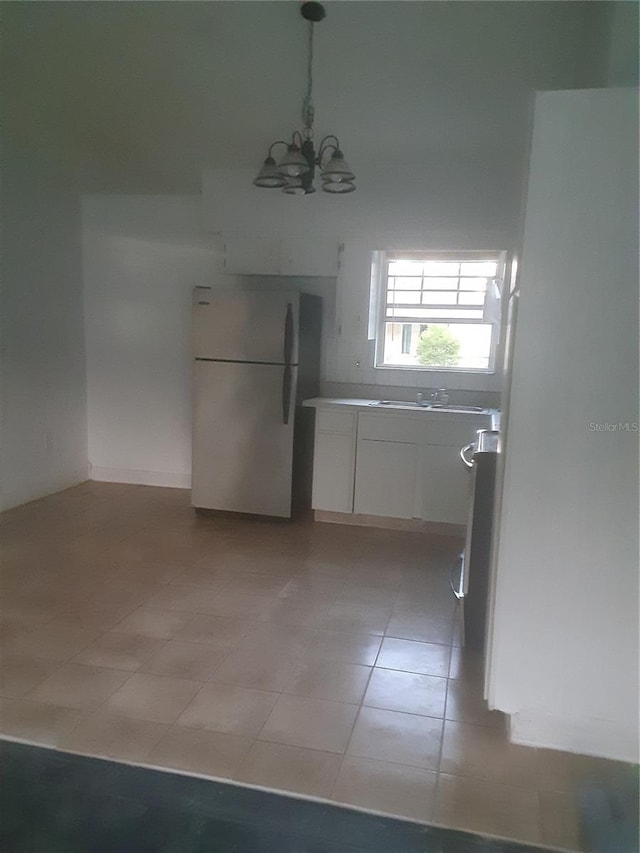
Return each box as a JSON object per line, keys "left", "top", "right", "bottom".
{"left": 373, "top": 250, "right": 506, "bottom": 374}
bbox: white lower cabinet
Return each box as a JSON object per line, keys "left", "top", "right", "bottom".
{"left": 419, "top": 443, "right": 470, "bottom": 524}
{"left": 310, "top": 409, "right": 357, "bottom": 513}
{"left": 311, "top": 431, "right": 356, "bottom": 513}
{"left": 353, "top": 440, "right": 418, "bottom": 518}
{"left": 309, "top": 404, "right": 489, "bottom": 524}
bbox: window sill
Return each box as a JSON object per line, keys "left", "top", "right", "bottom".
{"left": 374, "top": 364, "right": 496, "bottom": 376}
{"left": 370, "top": 364, "right": 502, "bottom": 393}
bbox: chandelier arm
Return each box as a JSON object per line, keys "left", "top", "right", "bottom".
{"left": 316, "top": 135, "right": 340, "bottom": 165}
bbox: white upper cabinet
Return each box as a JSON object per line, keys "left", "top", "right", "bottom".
{"left": 224, "top": 236, "right": 280, "bottom": 275}
{"left": 280, "top": 237, "right": 339, "bottom": 277}
{"left": 224, "top": 234, "right": 338, "bottom": 277}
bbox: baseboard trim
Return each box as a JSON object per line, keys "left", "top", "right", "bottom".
{"left": 90, "top": 467, "right": 191, "bottom": 490}
{"left": 1, "top": 470, "right": 89, "bottom": 512}
{"left": 509, "top": 710, "right": 639, "bottom": 763}
{"left": 313, "top": 510, "right": 465, "bottom": 537}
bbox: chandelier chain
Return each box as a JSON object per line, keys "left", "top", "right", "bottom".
{"left": 302, "top": 21, "right": 315, "bottom": 136}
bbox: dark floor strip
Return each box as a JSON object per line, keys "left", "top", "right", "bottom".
{"left": 0, "top": 739, "right": 557, "bottom": 853}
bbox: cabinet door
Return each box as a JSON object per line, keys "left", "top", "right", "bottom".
{"left": 311, "top": 432, "right": 355, "bottom": 512}
{"left": 224, "top": 236, "right": 280, "bottom": 275}
{"left": 280, "top": 237, "right": 338, "bottom": 277}
{"left": 354, "top": 440, "right": 418, "bottom": 519}
{"left": 420, "top": 444, "right": 471, "bottom": 524}
{"left": 224, "top": 235, "right": 338, "bottom": 277}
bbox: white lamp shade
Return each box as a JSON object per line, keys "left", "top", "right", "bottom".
{"left": 282, "top": 177, "right": 308, "bottom": 195}
{"left": 253, "top": 157, "right": 288, "bottom": 188}
{"left": 277, "top": 145, "right": 310, "bottom": 177}
{"left": 322, "top": 179, "right": 355, "bottom": 194}
{"left": 320, "top": 150, "right": 355, "bottom": 182}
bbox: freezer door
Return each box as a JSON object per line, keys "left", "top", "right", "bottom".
{"left": 193, "top": 291, "right": 299, "bottom": 364}
{"left": 191, "top": 360, "right": 296, "bottom": 517}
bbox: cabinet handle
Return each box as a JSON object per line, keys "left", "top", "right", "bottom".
{"left": 460, "top": 443, "right": 474, "bottom": 469}
{"left": 450, "top": 553, "right": 465, "bottom": 600}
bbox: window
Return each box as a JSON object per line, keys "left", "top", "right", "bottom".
{"left": 373, "top": 251, "right": 504, "bottom": 372}
{"left": 401, "top": 324, "right": 412, "bottom": 354}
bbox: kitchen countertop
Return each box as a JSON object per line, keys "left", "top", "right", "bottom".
{"left": 302, "top": 397, "right": 501, "bottom": 430}
{"left": 302, "top": 397, "right": 380, "bottom": 409}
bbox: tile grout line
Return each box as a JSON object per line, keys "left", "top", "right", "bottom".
{"left": 326, "top": 567, "right": 449, "bottom": 820}
{"left": 326, "top": 616, "right": 385, "bottom": 802}
{"left": 7, "top": 485, "right": 589, "bottom": 849}
{"left": 430, "top": 610, "right": 456, "bottom": 815}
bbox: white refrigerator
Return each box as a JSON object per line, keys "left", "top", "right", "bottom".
{"left": 191, "top": 289, "right": 322, "bottom": 518}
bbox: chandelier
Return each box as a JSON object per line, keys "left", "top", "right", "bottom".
{"left": 252, "top": 1, "right": 355, "bottom": 195}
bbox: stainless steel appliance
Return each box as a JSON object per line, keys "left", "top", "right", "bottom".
{"left": 452, "top": 429, "right": 500, "bottom": 650}
{"left": 191, "top": 288, "right": 322, "bottom": 518}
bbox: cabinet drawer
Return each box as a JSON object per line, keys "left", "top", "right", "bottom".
{"left": 357, "top": 413, "right": 422, "bottom": 443}
{"left": 420, "top": 416, "right": 491, "bottom": 447}
{"left": 358, "top": 411, "right": 490, "bottom": 447}
{"left": 316, "top": 409, "right": 356, "bottom": 435}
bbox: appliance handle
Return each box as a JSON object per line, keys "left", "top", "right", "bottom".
{"left": 450, "top": 553, "right": 465, "bottom": 600}
{"left": 460, "top": 443, "right": 475, "bottom": 469}
{"left": 284, "top": 303, "right": 294, "bottom": 365}
{"left": 282, "top": 365, "right": 292, "bottom": 425}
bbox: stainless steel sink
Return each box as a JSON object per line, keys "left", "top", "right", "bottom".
{"left": 430, "top": 404, "right": 487, "bottom": 413}
{"left": 369, "top": 401, "right": 486, "bottom": 413}
{"left": 368, "top": 400, "right": 420, "bottom": 409}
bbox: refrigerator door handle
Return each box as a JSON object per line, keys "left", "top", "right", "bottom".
{"left": 284, "top": 303, "right": 294, "bottom": 365}
{"left": 282, "top": 364, "right": 292, "bottom": 425}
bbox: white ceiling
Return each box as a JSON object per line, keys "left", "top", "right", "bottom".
{"left": 2, "top": 1, "right": 612, "bottom": 192}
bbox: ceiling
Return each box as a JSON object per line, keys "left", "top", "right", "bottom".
{"left": 2, "top": 1, "right": 613, "bottom": 193}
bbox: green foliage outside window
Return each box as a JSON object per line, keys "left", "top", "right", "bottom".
{"left": 416, "top": 325, "right": 461, "bottom": 367}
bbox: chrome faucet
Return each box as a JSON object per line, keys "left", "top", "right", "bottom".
{"left": 431, "top": 388, "right": 449, "bottom": 406}
{"left": 417, "top": 388, "right": 449, "bottom": 407}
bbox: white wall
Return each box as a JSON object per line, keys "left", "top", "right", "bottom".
{"left": 82, "top": 195, "right": 336, "bottom": 488}
{"left": 0, "top": 145, "right": 88, "bottom": 510}
{"left": 488, "top": 89, "right": 639, "bottom": 762}
{"left": 83, "top": 177, "right": 505, "bottom": 492}
{"left": 606, "top": 1, "right": 640, "bottom": 87}
{"left": 83, "top": 149, "right": 531, "bottom": 491}
{"left": 4, "top": 3, "right": 632, "bottom": 506}
{"left": 1, "top": 2, "right": 603, "bottom": 194}
{"left": 204, "top": 162, "right": 516, "bottom": 395}
{"left": 83, "top": 196, "right": 216, "bottom": 487}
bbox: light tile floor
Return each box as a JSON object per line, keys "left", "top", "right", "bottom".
{"left": 0, "top": 483, "right": 636, "bottom": 850}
